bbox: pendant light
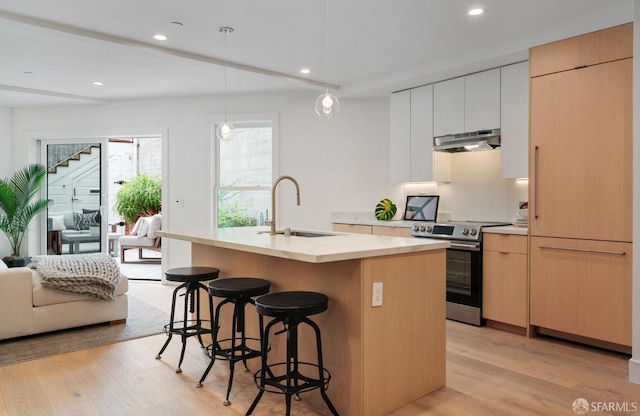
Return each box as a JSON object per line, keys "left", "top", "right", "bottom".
{"left": 314, "top": 0, "right": 339, "bottom": 118}
{"left": 216, "top": 26, "right": 235, "bottom": 140}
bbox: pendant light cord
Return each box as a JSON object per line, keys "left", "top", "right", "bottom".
{"left": 223, "top": 28, "right": 229, "bottom": 123}
{"left": 325, "top": 0, "right": 329, "bottom": 94}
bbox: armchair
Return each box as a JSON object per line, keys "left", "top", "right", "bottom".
{"left": 119, "top": 214, "right": 162, "bottom": 263}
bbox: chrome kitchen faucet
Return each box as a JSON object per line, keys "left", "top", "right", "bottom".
{"left": 270, "top": 175, "right": 300, "bottom": 235}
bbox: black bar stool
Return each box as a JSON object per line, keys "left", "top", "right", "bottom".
{"left": 246, "top": 291, "right": 339, "bottom": 416}
{"left": 155, "top": 266, "right": 219, "bottom": 373}
{"left": 196, "top": 277, "right": 271, "bottom": 407}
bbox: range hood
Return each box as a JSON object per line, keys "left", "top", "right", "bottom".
{"left": 433, "top": 128, "right": 501, "bottom": 153}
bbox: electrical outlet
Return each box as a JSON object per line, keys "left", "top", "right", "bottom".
{"left": 372, "top": 282, "right": 383, "bottom": 307}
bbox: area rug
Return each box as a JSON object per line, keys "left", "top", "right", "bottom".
{"left": 0, "top": 296, "right": 169, "bottom": 367}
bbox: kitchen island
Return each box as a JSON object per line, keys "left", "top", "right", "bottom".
{"left": 158, "top": 227, "right": 448, "bottom": 415}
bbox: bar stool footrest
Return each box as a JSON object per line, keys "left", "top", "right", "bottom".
{"left": 163, "top": 320, "right": 212, "bottom": 337}
{"left": 204, "top": 337, "right": 262, "bottom": 362}
{"left": 253, "top": 362, "right": 332, "bottom": 395}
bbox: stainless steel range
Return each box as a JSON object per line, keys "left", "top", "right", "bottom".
{"left": 411, "top": 220, "right": 509, "bottom": 326}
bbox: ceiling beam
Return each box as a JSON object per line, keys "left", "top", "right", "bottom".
{"left": 0, "top": 9, "right": 340, "bottom": 92}
{"left": 0, "top": 84, "right": 110, "bottom": 104}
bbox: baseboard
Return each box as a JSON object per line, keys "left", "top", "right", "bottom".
{"left": 485, "top": 320, "right": 526, "bottom": 336}
{"left": 536, "top": 326, "right": 631, "bottom": 355}
{"left": 629, "top": 358, "right": 640, "bottom": 384}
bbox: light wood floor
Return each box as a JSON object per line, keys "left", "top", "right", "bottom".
{"left": 1, "top": 279, "right": 638, "bottom": 416}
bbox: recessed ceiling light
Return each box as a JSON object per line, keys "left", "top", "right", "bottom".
{"left": 93, "top": 81, "right": 104, "bottom": 86}
{"left": 153, "top": 34, "right": 168, "bottom": 41}
{"left": 170, "top": 21, "right": 183, "bottom": 26}
{"left": 300, "top": 68, "right": 311, "bottom": 74}
{"left": 468, "top": 8, "right": 484, "bottom": 16}
{"left": 23, "top": 71, "right": 34, "bottom": 75}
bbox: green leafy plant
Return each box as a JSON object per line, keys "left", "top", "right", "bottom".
{"left": 0, "top": 164, "right": 51, "bottom": 260}
{"left": 218, "top": 200, "right": 255, "bottom": 228}
{"left": 113, "top": 175, "right": 162, "bottom": 224}
{"left": 375, "top": 198, "right": 397, "bottom": 221}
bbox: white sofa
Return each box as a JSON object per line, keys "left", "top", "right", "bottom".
{"left": 0, "top": 266, "right": 128, "bottom": 341}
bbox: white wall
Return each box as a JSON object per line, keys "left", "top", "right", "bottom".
{"left": 0, "top": 107, "right": 12, "bottom": 256}
{"left": 437, "top": 150, "right": 528, "bottom": 222}
{"left": 9, "top": 91, "right": 390, "bottom": 266}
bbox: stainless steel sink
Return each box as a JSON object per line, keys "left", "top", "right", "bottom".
{"left": 287, "top": 230, "right": 336, "bottom": 238}
{"left": 258, "top": 229, "right": 336, "bottom": 237}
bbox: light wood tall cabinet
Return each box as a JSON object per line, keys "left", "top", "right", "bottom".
{"left": 528, "top": 23, "right": 632, "bottom": 348}
{"left": 529, "top": 57, "right": 632, "bottom": 241}
{"left": 482, "top": 234, "right": 527, "bottom": 328}
{"left": 530, "top": 237, "right": 631, "bottom": 347}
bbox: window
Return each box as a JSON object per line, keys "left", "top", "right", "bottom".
{"left": 215, "top": 116, "right": 277, "bottom": 228}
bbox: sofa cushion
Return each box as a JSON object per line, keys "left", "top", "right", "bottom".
{"left": 82, "top": 208, "right": 101, "bottom": 225}
{"left": 130, "top": 217, "right": 143, "bottom": 235}
{"left": 146, "top": 215, "right": 162, "bottom": 239}
{"left": 49, "top": 215, "right": 67, "bottom": 231}
{"left": 32, "top": 270, "right": 129, "bottom": 307}
{"left": 60, "top": 211, "right": 80, "bottom": 230}
{"left": 137, "top": 218, "right": 150, "bottom": 237}
{"left": 119, "top": 235, "right": 157, "bottom": 247}
{"left": 74, "top": 211, "right": 97, "bottom": 231}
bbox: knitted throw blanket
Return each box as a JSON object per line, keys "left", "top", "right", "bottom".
{"left": 34, "top": 253, "right": 121, "bottom": 301}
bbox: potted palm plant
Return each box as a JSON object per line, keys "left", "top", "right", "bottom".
{"left": 0, "top": 164, "right": 50, "bottom": 267}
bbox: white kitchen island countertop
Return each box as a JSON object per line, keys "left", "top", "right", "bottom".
{"left": 157, "top": 226, "right": 449, "bottom": 263}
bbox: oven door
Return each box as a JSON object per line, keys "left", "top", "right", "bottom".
{"left": 445, "top": 241, "right": 482, "bottom": 308}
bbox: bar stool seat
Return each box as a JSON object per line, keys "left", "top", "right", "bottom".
{"left": 196, "top": 278, "right": 271, "bottom": 407}
{"left": 247, "top": 291, "right": 339, "bottom": 416}
{"left": 155, "top": 267, "right": 219, "bottom": 373}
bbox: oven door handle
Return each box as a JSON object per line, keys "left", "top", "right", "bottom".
{"left": 449, "top": 242, "right": 481, "bottom": 251}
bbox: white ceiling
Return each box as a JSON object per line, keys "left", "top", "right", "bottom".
{"left": 0, "top": 0, "right": 634, "bottom": 107}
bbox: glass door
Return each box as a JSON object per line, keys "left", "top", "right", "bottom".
{"left": 40, "top": 139, "right": 108, "bottom": 255}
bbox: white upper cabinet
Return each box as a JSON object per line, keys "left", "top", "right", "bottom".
{"left": 390, "top": 85, "right": 450, "bottom": 184}
{"left": 465, "top": 68, "right": 501, "bottom": 131}
{"left": 433, "top": 68, "right": 501, "bottom": 137}
{"left": 500, "top": 62, "right": 529, "bottom": 179}
{"left": 390, "top": 90, "right": 411, "bottom": 183}
{"left": 410, "top": 85, "right": 434, "bottom": 181}
{"left": 433, "top": 77, "right": 464, "bottom": 137}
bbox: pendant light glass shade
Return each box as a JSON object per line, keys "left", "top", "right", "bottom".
{"left": 315, "top": 92, "right": 340, "bottom": 118}
{"left": 216, "top": 121, "right": 235, "bottom": 140}
{"left": 217, "top": 26, "right": 235, "bottom": 140}
{"left": 316, "top": 0, "right": 339, "bottom": 119}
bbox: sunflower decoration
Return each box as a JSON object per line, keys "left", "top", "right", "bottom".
{"left": 375, "top": 198, "right": 397, "bottom": 221}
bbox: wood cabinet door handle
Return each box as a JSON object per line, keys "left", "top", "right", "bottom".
{"left": 533, "top": 145, "right": 539, "bottom": 219}
{"left": 539, "top": 245, "right": 626, "bottom": 256}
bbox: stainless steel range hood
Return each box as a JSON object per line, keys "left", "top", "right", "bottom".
{"left": 433, "top": 128, "right": 501, "bottom": 153}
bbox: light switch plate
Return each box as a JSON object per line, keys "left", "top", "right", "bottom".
{"left": 372, "top": 282, "right": 383, "bottom": 307}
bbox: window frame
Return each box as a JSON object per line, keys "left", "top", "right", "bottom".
{"left": 213, "top": 112, "right": 279, "bottom": 228}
